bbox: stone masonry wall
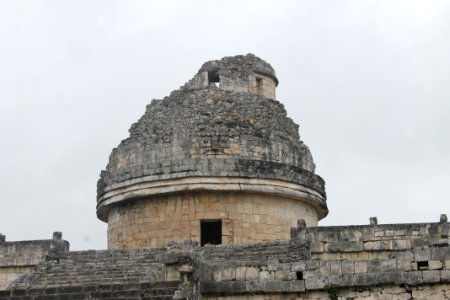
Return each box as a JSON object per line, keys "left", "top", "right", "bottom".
{"left": 202, "top": 284, "right": 450, "bottom": 300}
{"left": 182, "top": 54, "right": 278, "bottom": 100}
{"left": 185, "top": 71, "right": 276, "bottom": 100}
{"left": 302, "top": 222, "right": 449, "bottom": 260}
{"left": 201, "top": 221, "right": 450, "bottom": 297}
{"left": 2, "top": 221, "right": 449, "bottom": 299}
{"left": 0, "top": 233, "right": 69, "bottom": 290}
{"left": 107, "top": 191, "right": 319, "bottom": 249}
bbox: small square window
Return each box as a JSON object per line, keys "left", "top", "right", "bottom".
{"left": 201, "top": 220, "right": 222, "bottom": 246}
{"left": 208, "top": 71, "right": 220, "bottom": 87}
{"left": 417, "top": 261, "right": 429, "bottom": 270}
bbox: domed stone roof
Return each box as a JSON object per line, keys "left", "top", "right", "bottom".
{"left": 97, "top": 54, "right": 327, "bottom": 221}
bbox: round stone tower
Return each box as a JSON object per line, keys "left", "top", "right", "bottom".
{"left": 97, "top": 54, "right": 327, "bottom": 249}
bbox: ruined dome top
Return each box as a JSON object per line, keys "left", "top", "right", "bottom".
{"left": 197, "top": 53, "right": 278, "bottom": 86}
{"left": 96, "top": 54, "right": 327, "bottom": 221}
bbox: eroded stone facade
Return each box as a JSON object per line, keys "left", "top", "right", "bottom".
{"left": 1, "top": 221, "right": 449, "bottom": 298}
{"left": 0, "top": 233, "right": 69, "bottom": 291}
{"left": 96, "top": 54, "right": 327, "bottom": 249}
{"left": 1, "top": 55, "right": 448, "bottom": 299}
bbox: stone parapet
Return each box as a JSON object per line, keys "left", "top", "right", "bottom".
{"left": 293, "top": 222, "right": 450, "bottom": 261}
{"left": 0, "top": 233, "right": 69, "bottom": 290}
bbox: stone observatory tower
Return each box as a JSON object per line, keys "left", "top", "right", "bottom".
{"left": 97, "top": 54, "right": 327, "bottom": 249}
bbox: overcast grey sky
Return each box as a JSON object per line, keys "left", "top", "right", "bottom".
{"left": 1, "top": 0, "right": 449, "bottom": 250}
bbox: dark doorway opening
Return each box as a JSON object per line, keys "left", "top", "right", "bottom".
{"left": 200, "top": 220, "right": 222, "bottom": 246}
{"left": 208, "top": 70, "right": 220, "bottom": 87}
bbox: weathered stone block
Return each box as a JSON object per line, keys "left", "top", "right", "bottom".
{"left": 325, "top": 242, "right": 340, "bottom": 252}
{"left": 397, "top": 260, "right": 412, "bottom": 271}
{"left": 413, "top": 248, "right": 430, "bottom": 261}
{"left": 340, "top": 241, "right": 364, "bottom": 252}
{"left": 274, "top": 270, "right": 296, "bottom": 281}
{"left": 306, "top": 260, "right": 320, "bottom": 270}
{"left": 367, "top": 260, "right": 381, "bottom": 273}
{"left": 391, "top": 239, "right": 411, "bottom": 250}
{"left": 245, "top": 280, "right": 264, "bottom": 292}
{"left": 394, "top": 251, "right": 414, "bottom": 261}
{"left": 263, "top": 280, "right": 305, "bottom": 292}
{"left": 267, "top": 258, "right": 279, "bottom": 271}
{"left": 441, "top": 270, "right": 450, "bottom": 282}
{"left": 310, "top": 242, "right": 323, "bottom": 253}
{"left": 428, "top": 260, "right": 443, "bottom": 270}
{"left": 385, "top": 230, "right": 394, "bottom": 236}
{"left": 374, "top": 231, "right": 384, "bottom": 237}
{"left": 303, "top": 269, "right": 319, "bottom": 279}
{"left": 412, "top": 239, "right": 429, "bottom": 248}
{"left": 263, "top": 280, "right": 282, "bottom": 292}
{"left": 341, "top": 260, "right": 354, "bottom": 275}
{"left": 330, "top": 261, "right": 341, "bottom": 274}
{"left": 431, "top": 247, "right": 450, "bottom": 260}
{"left": 380, "top": 260, "right": 397, "bottom": 272}
{"left": 336, "top": 274, "right": 355, "bottom": 286}
{"left": 304, "top": 277, "right": 325, "bottom": 290}
{"left": 364, "top": 241, "right": 389, "bottom": 251}
{"left": 318, "top": 263, "right": 331, "bottom": 276}
{"left": 422, "top": 270, "right": 440, "bottom": 283}
{"left": 354, "top": 261, "right": 368, "bottom": 274}
{"left": 222, "top": 268, "right": 235, "bottom": 281}
{"left": 213, "top": 270, "right": 222, "bottom": 282}
{"left": 354, "top": 273, "right": 377, "bottom": 286}
{"left": 394, "top": 229, "right": 407, "bottom": 236}
{"left": 235, "top": 267, "right": 246, "bottom": 281}
{"left": 291, "top": 261, "right": 306, "bottom": 272}
{"left": 278, "top": 263, "right": 291, "bottom": 270}
{"left": 259, "top": 270, "right": 273, "bottom": 280}
{"left": 361, "top": 227, "right": 374, "bottom": 241}
{"left": 245, "top": 267, "right": 260, "bottom": 281}
{"left": 404, "top": 271, "right": 423, "bottom": 285}
{"left": 378, "top": 271, "right": 404, "bottom": 284}
{"left": 444, "top": 259, "right": 450, "bottom": 269}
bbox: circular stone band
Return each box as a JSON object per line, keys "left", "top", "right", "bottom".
{"left": 96, "top": 176, "right": 328, "bottom": 222}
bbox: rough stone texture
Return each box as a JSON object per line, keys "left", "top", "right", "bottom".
{"left": 201, "top": 284, "right": 450, "bottom": 300}
{"left": 301, "top": 222, "right": 450, "bottom": 261}
{"left": 1, "top": 55, "right": 449, "bottom": 299}
{"left": 183, "top": 53, "right": 278, "bottom": 100}
{"left": 97, "top": 87, "right": 323, "bottom": 196}
{"left": 107, "top": 191, "right": 319, "bottom": 249}
{"left": 9, "top": 249, "right": 169, "bottom": 289}
{"left": 97, "top": 56, "right": 323, "bottom": 199}
{"left": 96, "top": 54, "right": 327, "bottom": 249}
{"left": 0, "top": 281, "right": 179, "bottom": 299}
{"left": 0, "top": 233, "right": 69, "bottom": 290}
{"left": 2, "top": 226, "right": 449, "bottom": 299}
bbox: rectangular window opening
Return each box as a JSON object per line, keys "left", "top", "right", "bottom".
{"left": 417, "top": 261, "right": 429, "bottom": 270}
{"left": 200, "top": 219, "right": 222, "bottom": 246}
{"left": 208, "top": 71, "right": 220, "bottom": 88}
{"left": 256, "top": 77, "right": 263, "bottom": 94}
{"left": 296, "top": 271, "right": 303, "bottom": 280}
